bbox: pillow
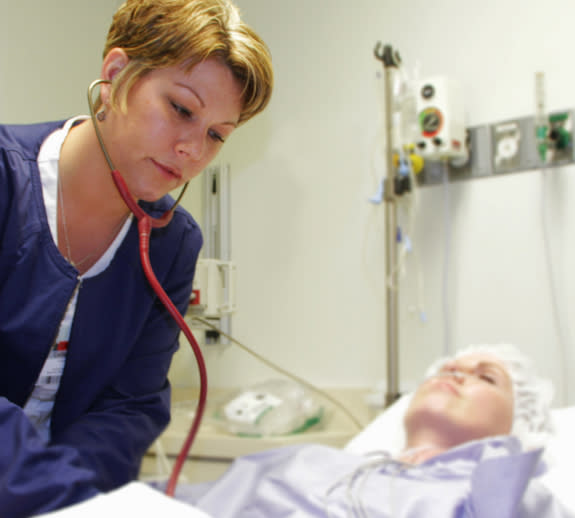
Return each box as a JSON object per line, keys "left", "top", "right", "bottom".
{"left": 344, "top": 393, "right": 412, "bottom": 456}
{"left": 539, "top": 406, "right": 575, "bottom": 512}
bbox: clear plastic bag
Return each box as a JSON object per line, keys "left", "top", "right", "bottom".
{"left": 214, "top": 379, "right": 324, "bottom": 437}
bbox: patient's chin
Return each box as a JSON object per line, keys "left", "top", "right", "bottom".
{"left": 404, "top": 406, "right": 487, "bottom": 449}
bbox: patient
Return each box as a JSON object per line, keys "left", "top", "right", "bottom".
{"left": 400, "top": 343, "right": 552, "bottom": 463}
{"left": 174, "top": 344, "right": 574, "bottom": 517}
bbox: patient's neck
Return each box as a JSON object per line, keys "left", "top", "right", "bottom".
{"left": 398, "top": 443, "right": 447, "bottom": 464}
{"left": 400, "top": 429, "right": 457, "bottom": 464}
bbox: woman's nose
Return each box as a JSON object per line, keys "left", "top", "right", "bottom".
{"left": 175, "top": 128, "right": 205, "bottom": 161}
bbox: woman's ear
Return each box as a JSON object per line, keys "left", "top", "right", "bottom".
{"left": 99, "top": 48, "right": 129, "bottom": 104}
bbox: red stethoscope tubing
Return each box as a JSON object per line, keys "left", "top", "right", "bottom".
{"left": 111, "top": 169, "right": 207, "bottom": 497}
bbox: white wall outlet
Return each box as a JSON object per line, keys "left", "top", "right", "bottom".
{"left": 492, "top": 120, "right": 522, "bottom": 173}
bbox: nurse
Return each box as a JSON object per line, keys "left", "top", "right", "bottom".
{"left": 0, "top": 1, "right": 273, "bottom": 516}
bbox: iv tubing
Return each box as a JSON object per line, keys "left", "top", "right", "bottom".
{"left": 192, "top": 316, "right": 363, "bottom": 431}
{"left": 87, "top": 79, "right": 208, "bottom": 497}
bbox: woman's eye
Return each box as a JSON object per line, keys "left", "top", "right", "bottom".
{"left": 208, "top": 129, "right": 225, "bottom": 143}
{"left": 171, "top": 101, "right": 192, "bottom": 119}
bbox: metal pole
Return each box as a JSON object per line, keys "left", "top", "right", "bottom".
{"left": 374, "top": 43, "right": 402, "bottom": 407}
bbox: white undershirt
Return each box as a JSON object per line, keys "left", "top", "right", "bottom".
{"left": 23, "top": 117, "right": 132, "bottom": 441}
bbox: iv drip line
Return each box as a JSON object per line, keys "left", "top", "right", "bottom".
{"left": 535, "top": 71, "right": 570, "bottom": 405}
{"left": 191, "top": 316, "right": 363, "bottom": 431}
{"left": 540, "top": 169, "right": 570, "bottom": 405}
{"left": 441, "top": 158, "right": 452, "bottom": 356}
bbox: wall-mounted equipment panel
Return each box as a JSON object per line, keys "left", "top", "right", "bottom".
{"left": 416, "top": 109, "right": 575, "bottom": 186}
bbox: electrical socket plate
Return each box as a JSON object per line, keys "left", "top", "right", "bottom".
{"left": 492, "top": 119, "right": 523, "bottom": 174}
{"left": 492, "top": 116, "right": 543, "bottom": 174}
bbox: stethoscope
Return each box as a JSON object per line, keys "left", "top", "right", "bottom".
{"left": 88, "top": 79, "right": 207, "bottom": 496}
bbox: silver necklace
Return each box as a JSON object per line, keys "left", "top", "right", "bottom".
{"left": 57, "top": 175, "right": 125, "bottom": 269}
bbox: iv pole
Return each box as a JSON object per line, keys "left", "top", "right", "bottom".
{"left": 374, "top": 43, "right": 402, "bottom": 407}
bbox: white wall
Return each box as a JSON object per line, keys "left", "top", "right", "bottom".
{"left": 181, "top": 0, "right": 575, "bottom": 407}
{"left": 0, "top": 1, "right": 122, "bottom": 123}
{"left": 3, "top": 1, "right": 574, "bottom": 406}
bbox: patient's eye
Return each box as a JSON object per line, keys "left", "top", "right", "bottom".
{"left": 479, "top": 373, "right": 496, "bottom": 384}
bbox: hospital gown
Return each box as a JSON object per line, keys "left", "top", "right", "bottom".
{"left": 176, "top": 436, "right": 574, "bottom": 517}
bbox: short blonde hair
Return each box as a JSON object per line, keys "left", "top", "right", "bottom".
{"left": 101, "top": 0, "right": 273, "bottom": 124}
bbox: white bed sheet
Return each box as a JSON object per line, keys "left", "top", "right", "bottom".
{"left": 36, "top": 482, "right": 211, "bottom": 518}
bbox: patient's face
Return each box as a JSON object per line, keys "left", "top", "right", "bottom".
{"left": 404, "top": 352, "right": 514, "bottom": 447}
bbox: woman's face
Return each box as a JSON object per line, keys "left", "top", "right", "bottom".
{"left": 404, "top": 352, "right": 514, "bottom": 445}
{"left": 102, "top": 54, "right": 243, "bottom": 202}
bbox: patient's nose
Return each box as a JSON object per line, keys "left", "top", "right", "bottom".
{"left": 440, "top": 365, "right": 467, "bottom": 383}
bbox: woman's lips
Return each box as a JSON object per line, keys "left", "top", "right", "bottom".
{"left": 152, "top": 159, "right": 182, "bottom": 180}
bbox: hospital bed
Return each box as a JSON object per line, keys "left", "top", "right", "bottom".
{"left": 37, "top": 394, "right": 575, "bottom": 516}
